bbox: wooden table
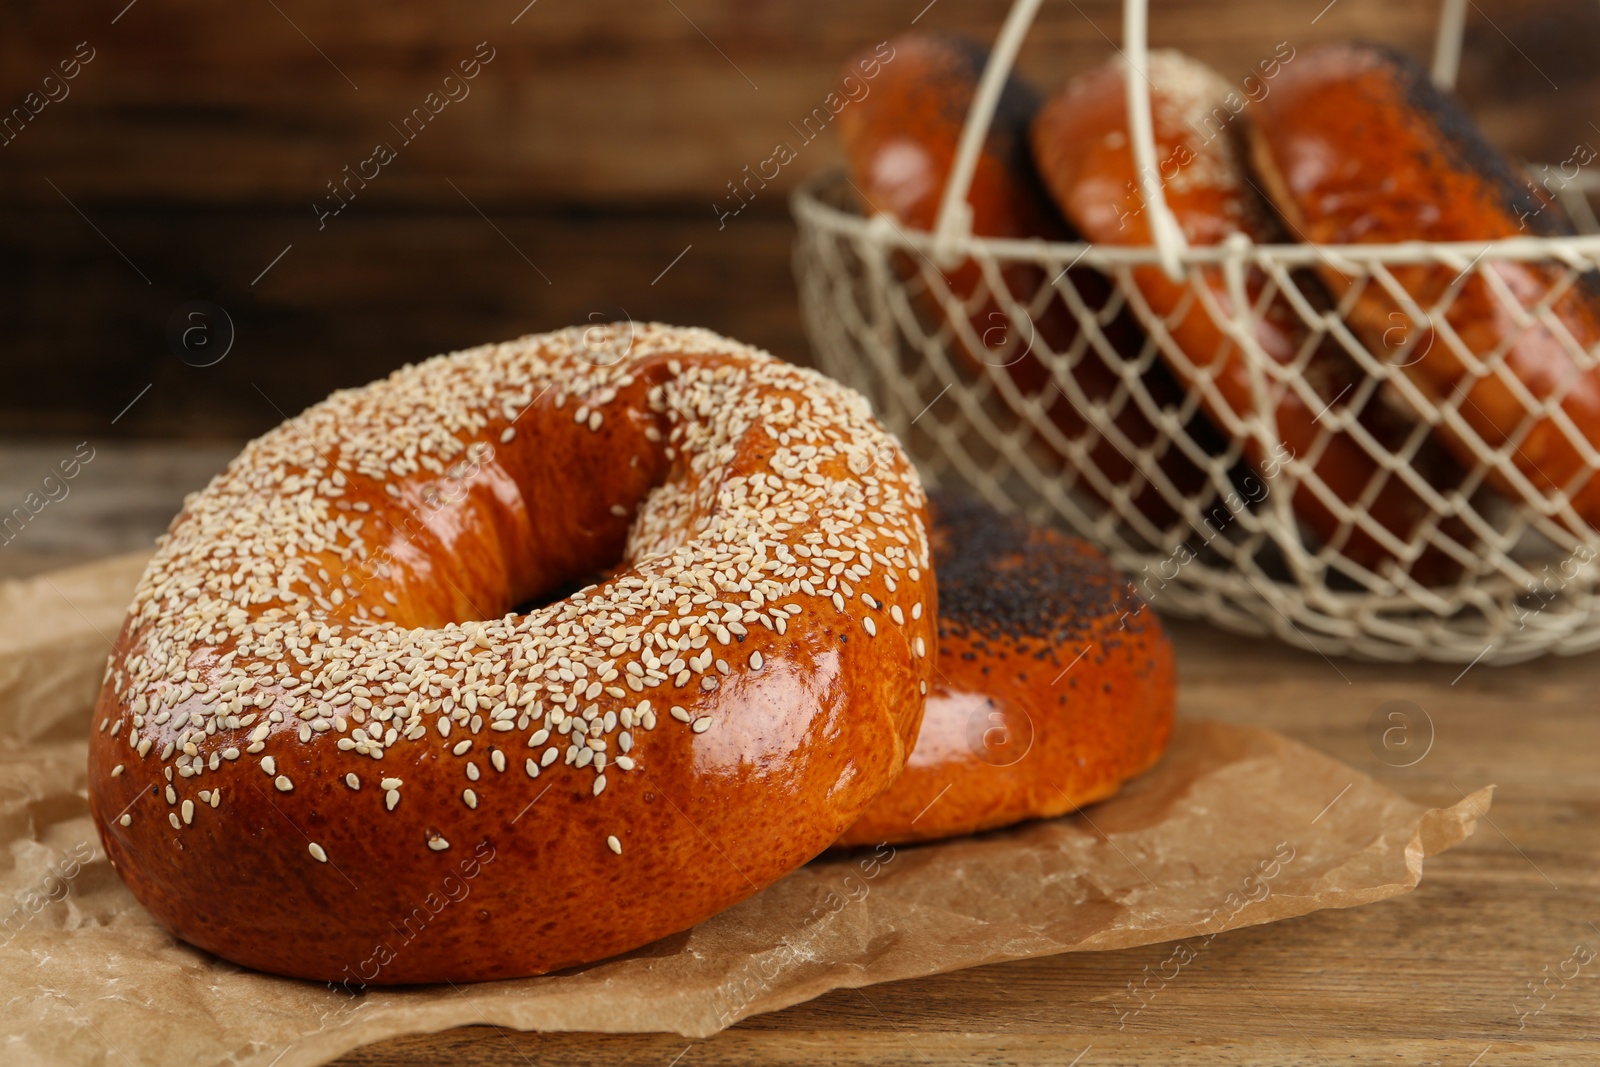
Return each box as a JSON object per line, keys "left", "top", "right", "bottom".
{"left": 8, "top": 443, "right": 1593, "bottom": 1065}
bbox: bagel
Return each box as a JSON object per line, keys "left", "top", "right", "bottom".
{"left": 1031, "top": 51, "right": 1466, "bottom": 582}
{"left": 1247, "top": 43, "right": 1600, "bottom": 534}
{"left": 837, "top": 32, "right": 1218, "bottom": 531}
{"left": 87, "top": 324, "right": 938, "bottom": 984}
{"left": 837, "top": 492, "right": 1173, "bottom": 847}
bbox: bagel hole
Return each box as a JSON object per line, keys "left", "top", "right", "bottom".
{"left": 508, "top": 568, "right": 615, "bottom": 615}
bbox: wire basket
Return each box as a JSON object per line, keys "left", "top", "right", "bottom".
{"left": 792, "top": 0, "right": 1600, "bottom": 664}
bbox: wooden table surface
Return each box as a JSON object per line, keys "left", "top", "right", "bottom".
{"left": 5, "top": 443, "right": 1594, "bottom": 1065}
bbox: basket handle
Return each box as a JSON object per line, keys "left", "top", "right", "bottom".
{"left": 1120, "top": 0, "right": 1188, "bottom": 279}
{"left": 930, "top": 0, "right": 1189, "bottom": 280}
{"left": 932, "top": 0, "right": 1467, "bottom": 273}
{"left": 930, "top": 0, "right": 1045, "bottom": 264}
{"left": 1430, "top": 0, "right": 1468, "bottom": 89}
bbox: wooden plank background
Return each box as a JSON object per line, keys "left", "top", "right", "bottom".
{"left": 3, "top": 0, "right": 1598, "bottom": 441}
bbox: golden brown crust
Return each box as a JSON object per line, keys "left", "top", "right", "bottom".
{"left": 837, "top": 33, "right": 1215, "bottom": 531}
{"left": 837, "top": 493, "right": 1174, "bottom": 847}
{"left": 88, "top": 325, "right": 937, "bottom": 984}
{"left": 838, "top": 33, "right": 1056, "bottom": 246}
{"left": 1030, "top": 50, "right": 1465, "bottom": 582}
{"left": 1248, "top": 42, "right": 1600, "bottom": 532}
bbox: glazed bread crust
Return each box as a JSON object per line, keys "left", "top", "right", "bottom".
{"left": 837, "top": 32, "right": 1214, "bottom": 531}
{"left": 88, "top": 324, "right": 937, "bottom": 984}
{"left": 1248, "top": 42, "right": 1600, "bottom": 532}
{"left": 1031, "top": 50, "right": 1461, "bottom": 582}
{"left": 837, "top": 493, "right": 1174, "bottom": 847}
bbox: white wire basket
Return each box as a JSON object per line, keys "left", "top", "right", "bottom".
{"left": 793, "top": 0, "right": 1600, "bottom": 664}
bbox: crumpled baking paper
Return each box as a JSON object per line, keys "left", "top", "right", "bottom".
{"left": 0, "top": 552, "right": 1489, "bottom": 1067}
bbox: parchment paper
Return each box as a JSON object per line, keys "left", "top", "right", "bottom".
{"left": 0, "top": 553, "right": 1489, "bottom": 1067}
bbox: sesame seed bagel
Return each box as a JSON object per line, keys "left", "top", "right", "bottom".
{"left": 836, "top": 493, "right": 1173, "bottom": 847}
{"left": 87, "top": 323, "right": 937, "bottom": 984}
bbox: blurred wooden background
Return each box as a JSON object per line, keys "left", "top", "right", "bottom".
{"left": 3, "top": 0, "right": 1597, "bottom": 441}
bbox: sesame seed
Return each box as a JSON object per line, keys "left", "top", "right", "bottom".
{"left": 275, "top": 775, "right": 294, "bottom": 792}
{"left": 181, "top": 799, "right": 195, "bottom": 825}
{"left": 491, "top": 749, "right": 507, "bottom": 773}
{"left": 670, "top": 706, "right": 691, "bottom": 722}
{"left": 912, "top": 602, "right": 923, "bottom": 619}
{"left": 380, "top": 777, "right": 402, "bottom": 790}
{"left": 261, "top": 756, "right": 276, "bottom": 776}
{"left": 607, "top": 835, "right": 622, "bottom": 854}
{"left": 427, "top": 834, "right": 450, "bottom": 851}
{"left": 169, "top": 813, "right": 181, "bottom": 830}
{"left": 692, "top": 717, "right": 712, "bottom": 733}
{"left": 111, "top": 764, "right": 125, "bottom": 778}
{"left": 345, "top": 773, "right": 360, "bottom": 789}
{"left": 463, "top": 789, "right": 478, "bottom": 809}
{"left": 119, "top": 814, "right": 132, "bottom": 827}
{"left": 749, "top": 651, "right": 763, "bottom": 671}
{"left": 309, "top": 842, "right": 328, "bottom": 863}
{"left": 386, "top": 789, "right": 400, "bottom": 810}
{"left": 452, "top": 739, "right": 472, "bottom": 756}
{"left": 891, "top": 605, "right": 904, "bottom": 625}
{"left": 593, "top": 775, "right": 606, "bottom": 796}
{"left": 863, "top": 617, "right": 877, "bottom": 637}
{"left": 914, "top": 636, "right": 925, "bottom": 657}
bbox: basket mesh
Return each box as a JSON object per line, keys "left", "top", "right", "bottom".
{"left": 794, "top": 171, "right": 1600, "bottom": 664}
